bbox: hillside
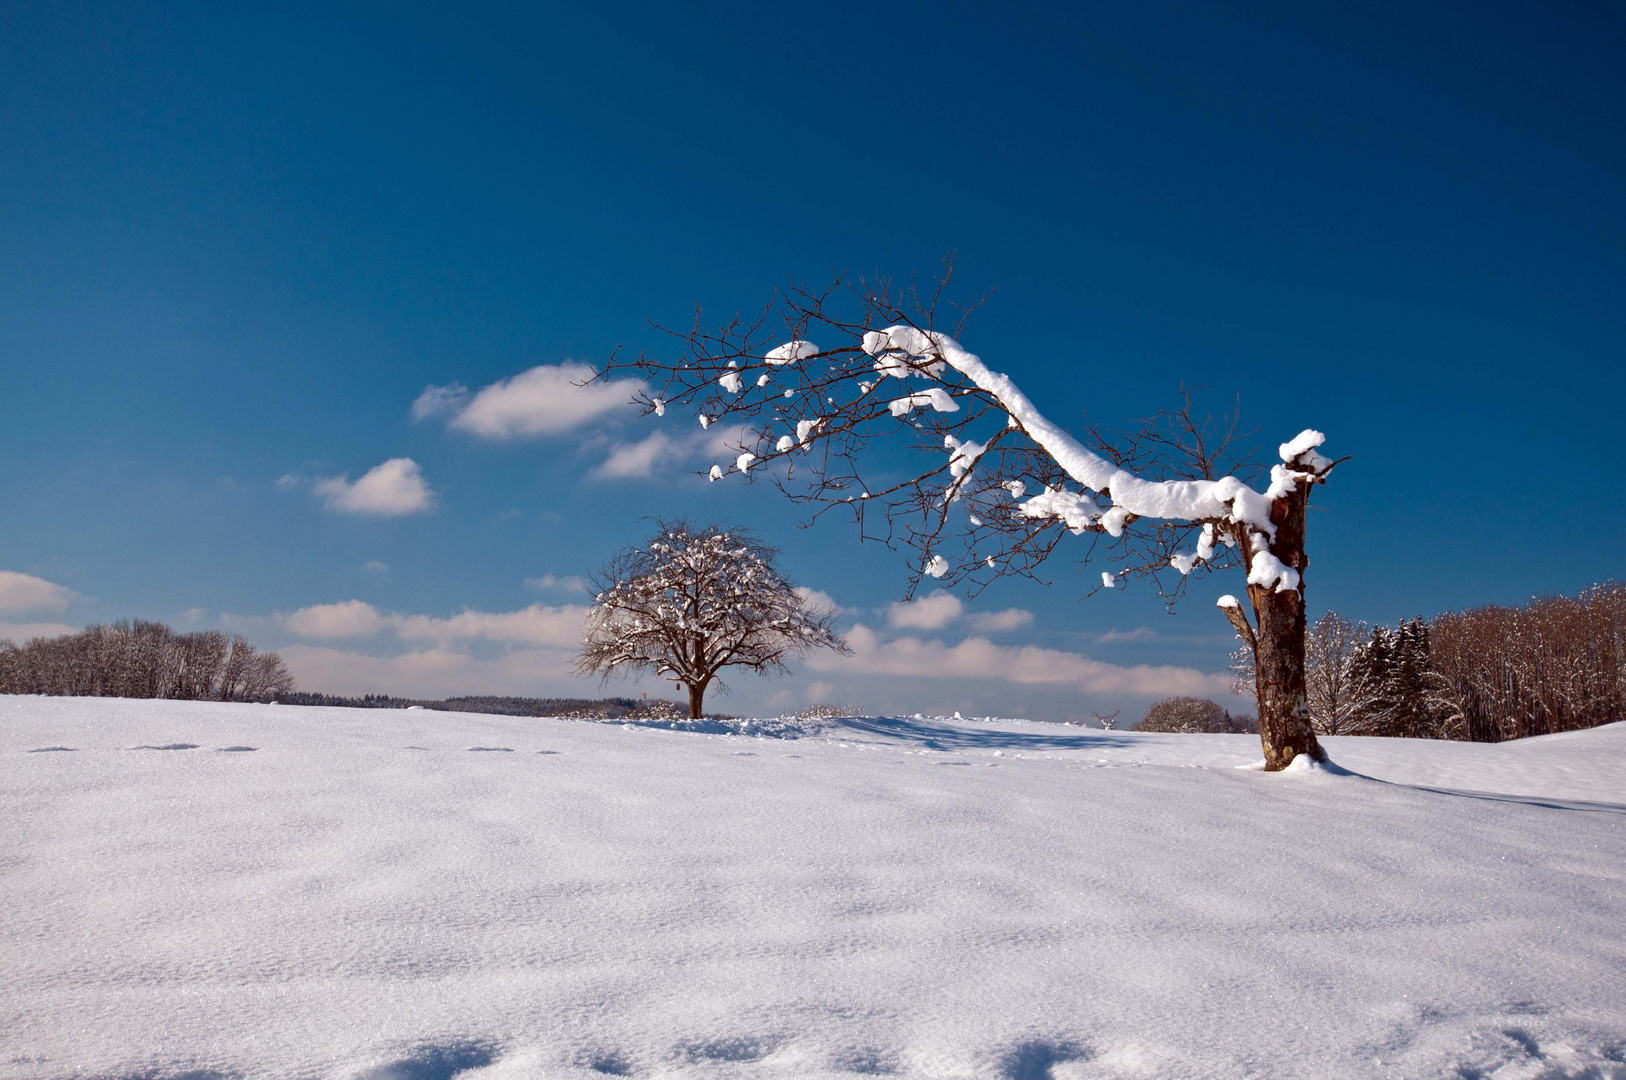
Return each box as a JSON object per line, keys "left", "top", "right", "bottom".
{"left": 4, "top": 697, "right": 1623, "bottom": 1080}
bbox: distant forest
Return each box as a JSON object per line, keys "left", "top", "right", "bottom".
{"left": 0, "top": 620, "right": 294, "bottom": 701}
{"left": 0, "top": 619, "right": 689, "bottom": 718}
{"left": 278, "top": 692, "right": 688, "bottom": 720}
{"left": 1234, "top": 582, "right": 1625, "bottom": 742}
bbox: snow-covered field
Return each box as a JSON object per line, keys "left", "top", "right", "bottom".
{"left": 3, "top": 697, "right": 1623, "bottom": 1080}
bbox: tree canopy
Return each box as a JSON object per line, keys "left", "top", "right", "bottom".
{"left": 576, "top": 520, "right": 848, "bottom": 718}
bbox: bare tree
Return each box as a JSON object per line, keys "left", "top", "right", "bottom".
{"left": 607, "top": 264, "right": 1341, "bottom": 768}
{"left": 1303, "top": 611, "right": 1379, "bottom": 736}
{"left": 576, "top": 520, "right": 850, "bottom": 718}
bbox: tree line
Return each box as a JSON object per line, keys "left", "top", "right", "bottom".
{"left": 0, "top": 620, "right": 294, "bottom": 702}
{"left": 1233, "top": 582, "right": 1624, "bottom": 741}
{"left": 277, "top": 692, "right": 688, "bottom": 720}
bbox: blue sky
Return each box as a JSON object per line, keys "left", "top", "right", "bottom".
{"left": 3, "top": 2, "right": 1623, "bottom": 721}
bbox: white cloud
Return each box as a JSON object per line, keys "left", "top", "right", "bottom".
{"left": 277, "top": 643, "right": 587, "bottom": 699}
{"left": 393, "top": 604, "right": 587, "bottom": 648}
{"left": 794, "top": 586, "right": 843, "bottom": 616}
{"left": 887, "top": 592, "right": 964, "bottom": 630}
{"left": 804, "top": 681, "right": 835, "bottom": 702}
{"left": 587, "top": 423, "right": 753, "bottom": 483}
{"left": 0, "top": 571, "right": 74, "bottom": 614}
{"left": 1097, "top": 626, "right": 1161, "bottom": 643}
{"left": 589, "top": 431, "right": 679, "bottom": 480}
{"left": 313, "top": 458, "right": 435, "bottom": 517}
{"left": 279, "top": 600, "right": 588, "bottom": 649}
{"left": 411, "top": 382, "right": 470, "bottom": 421}
{"left": 424, "top": 363, "right": 638, "bottom": 440}
{"left": 285, "top": 600, "right": 390, "bottom": 639}
{"left": 364, "top": 561, "right": 390, "bottom": 573}
{"left": 966, "top": 608, "right": 1035, "bottom": 633}
{"left": 0, "top": 620, "right": 77, "bottom": 642}
{"left": 809, "top": 624, "right": 1232, "bottom": 697}
{"left": 527, "top": 574, "right": 588, "bottom": 593}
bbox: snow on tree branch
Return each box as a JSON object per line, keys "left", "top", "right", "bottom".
{"left": 601, "top": 267, "right": 1334, "bottom": 603}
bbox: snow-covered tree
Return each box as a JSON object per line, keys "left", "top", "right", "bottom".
{"left": 1134, "top": 697, "right": 1239, "bottom": 733}
{"left": 607, "top": 269, "right": 1342, "bottom": 768}
{"left": 576, "top": 520, "right": 849, "bottom": 718}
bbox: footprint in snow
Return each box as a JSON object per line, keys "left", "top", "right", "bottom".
{"left": 354, "top": 1041, "right": 495, "bottom": 1080}
{"left": 28, "top": 746, "right": 75, "bottom": 753}
{"left": 130, "top": 743, "right": 200, "bottom": 751}
{"left": 466, "top": 746, "right": 513, "bottom": 752}
{"left": 1000, "top": 1039, "right": 1089, "bottom": 1080}
{"left": 576, "top": 1049, "right": 633, "bottom": 1075}
{"left": 217, "top": 746, "right": 257, "bottom": 752}
{"left": 536, "top": 750, "right": 560, "bottom": 755}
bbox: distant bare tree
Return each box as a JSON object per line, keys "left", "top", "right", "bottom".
{"left": 606, "top": 261, "right": 1342, "bottom": 768}
{"left": 1303, "top": 611, "right": 1381, "bottom": 736}
{"left": 576, "top": 520, "right": 850, "bottom": 718}
{"left": 1135, "top": 697, "right": 1239, "bottom": 734}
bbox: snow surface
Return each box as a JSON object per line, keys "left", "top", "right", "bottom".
{"left": 4, "top": 696, "right": 1624, "bottom": 1080}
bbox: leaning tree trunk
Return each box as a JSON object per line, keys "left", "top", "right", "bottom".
{"left": 1224, "top": 473, "right": 1325, "bottom": 770}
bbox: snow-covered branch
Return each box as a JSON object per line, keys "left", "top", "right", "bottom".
{"left": 605, "top": 270, "right": 1332, "bottom": 603}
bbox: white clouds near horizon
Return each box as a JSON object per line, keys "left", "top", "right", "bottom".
{"left": 416, "top": 363, "right": 637, "bottom": 440}
{"left": 0, "top": 621, "right": 78, "bottom": 642}
{"left": 284, "top": 600, "right": 391, "bottom": 639}
{"left": 886, "top": 592, "right": 1032, "bottom": 634}
{"left": 306, "top": 458, "right": 435, "bottom": 516}
{"left": 0, "top": 571, "right": 75, "bottom": 613}
{"left": 809, "top": 624, "right": 1232, "bottom": 698}
{"left": 279, "top": 600, "right": 588, "bottom": 649}
{"left": 277, "top": 643, "right": 585, "bottom": 700}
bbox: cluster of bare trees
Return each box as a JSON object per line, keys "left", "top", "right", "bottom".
{"left": 1134, "top": 697, "right": 1257, "bottom": 734}
{"left": 0, "top": 620, "right": 294, "bottom": 702}
{"left": 1232, "top": 583, "right": 1625, "bottom": 741}
{"left": 1429, "top": 583, "right": 1625, "bottom": 742}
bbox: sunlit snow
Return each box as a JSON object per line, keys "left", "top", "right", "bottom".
{"left": 4, "top": 697, "right": 1623, "bottom": 1080}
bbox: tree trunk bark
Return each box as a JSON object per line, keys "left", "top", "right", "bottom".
{"left": 1249, "top": 474, "right": 1325, "bottom": 770}
{"left": 687, "top": 681, "right": 706, "bottom": 719}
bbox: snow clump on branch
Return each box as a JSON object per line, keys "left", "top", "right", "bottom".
{"left": 856, "top": 325, "right": 1334, "bottom": 588}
